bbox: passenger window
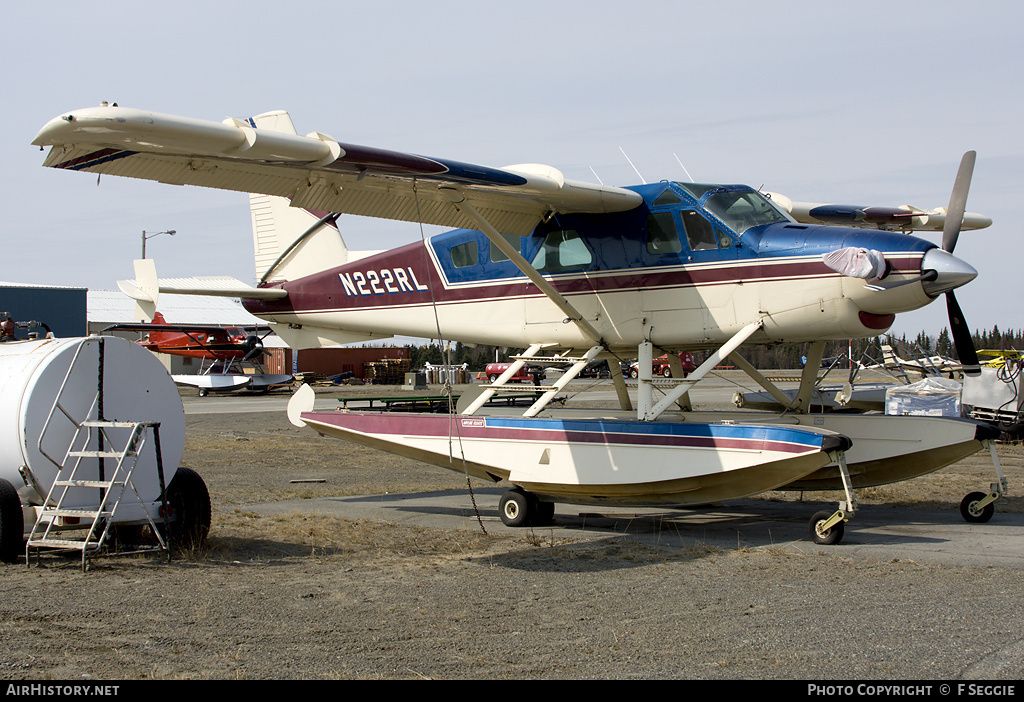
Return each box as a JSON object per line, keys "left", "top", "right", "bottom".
{"left": 450, "top": 241, "right": 479, "bottom": 268}
{"left": 531, "top": 230, "right": 592, "bottom": 273}
{"left": 489, "top": 234, "right": 522, "bottom": 263}
{"left": 646, "top": 213, "right": 682, "bottom": 255}
{"left": 681, "top": 210, "right": 719, "bottom": 251}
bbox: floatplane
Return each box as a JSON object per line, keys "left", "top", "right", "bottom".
{"left": 102, "top": 311, "right": 293, "bottom": 396}
{"left": 33, "top": 105, "right": 1006, "bottom": 543}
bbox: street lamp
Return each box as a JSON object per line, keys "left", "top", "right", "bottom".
{"left": 141, "top": 229, "right": 176, "bottom": 259}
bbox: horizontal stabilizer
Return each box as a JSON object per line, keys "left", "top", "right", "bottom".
{"left": 118, "top": 272, "right": 288, "bottom": 302}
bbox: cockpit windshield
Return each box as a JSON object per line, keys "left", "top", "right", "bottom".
{"left": 676, "top": 184, "right": 792, "bottom": 235}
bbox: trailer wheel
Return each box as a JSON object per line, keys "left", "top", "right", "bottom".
{"left": 535, "top": 499, "right": 555, "bottom": 526}
{"left": 0, "top": 478, "right": 24, "bottom": 564}
{"left": 499, "top": 489, "right": 532, "bottom": 527}
{"left": 163, "top": 467, "right": 211, "bottom": 550}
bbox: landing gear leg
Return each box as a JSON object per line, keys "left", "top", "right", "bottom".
{"left": 960, "top": 442, "right": 1007, "bottom": 523}
{"left": 808, "top": 449, "right": 856, "bottom": 545}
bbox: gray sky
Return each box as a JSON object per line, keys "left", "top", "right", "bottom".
{"left": 5, "top": 0, "right": 1022, "bottom": 341}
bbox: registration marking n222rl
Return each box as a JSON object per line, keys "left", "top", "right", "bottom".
{"left": 339, "top": 268, "right": 429, "bottom": 297}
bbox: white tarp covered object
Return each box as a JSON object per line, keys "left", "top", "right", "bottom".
{"left": 822, "top": 247, "right": 888, "bottom": 281}
{"left": 885, "top": 377, "right": 962, "bottom": 417}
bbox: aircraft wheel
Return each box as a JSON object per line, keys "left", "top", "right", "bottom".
{"left": 0, "top": 478, "right": 24, "bottom": 564}
{"left": 808, "top": 510, "right": 844, "bottom": 545}
{"left": 162, "top": 467, "right": 212, "bottom": 550}
{"left": 499, "top": 489, "right": 532, "bottom": 527}
{"left": 960, "top": 491, "right": 994, "bottom": 524}
{"left": 198, "top": 388, "right": 208, "bottom": 397}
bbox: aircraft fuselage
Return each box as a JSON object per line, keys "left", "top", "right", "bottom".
{"left": 244, "top": 181, "right": 947, "bottom": 353}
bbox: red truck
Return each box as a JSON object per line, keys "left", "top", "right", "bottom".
{"left": 485, "top": 362, "right": 545, "bottom": 383}
{"left": 629, "top": 352, "right": 696, "bottom": 379}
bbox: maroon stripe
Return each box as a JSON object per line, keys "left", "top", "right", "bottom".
{"left": 249, "top": 251, "right": 923, "bottom": 315}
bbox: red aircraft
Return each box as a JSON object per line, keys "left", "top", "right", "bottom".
{"left": 104, "top": 313, "right": 293, "bottom": 395}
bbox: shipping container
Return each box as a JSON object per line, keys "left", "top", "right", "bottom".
{"left": 265, "top": 347, "right": 411, "bottom": 381}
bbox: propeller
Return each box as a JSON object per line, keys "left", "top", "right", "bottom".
{"left": 940, "top": 151, "right": 980, "bottom": 376}
{"left": 241, "top": 334, "right": 265, "bottom": 362}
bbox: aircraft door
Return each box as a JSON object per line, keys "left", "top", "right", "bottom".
{"left": 678, "top": 209, "right": 738, "bottom": 264}
{"left": 640, "top": 210, "right": 711, "bottom": 342}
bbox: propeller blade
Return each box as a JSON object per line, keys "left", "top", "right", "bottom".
{"left": 942, "top": 151, "right": 976, "bottom": 254}
{"left": 241, "top": 334, "right": 264, "bottom": 361}
{"left": 946, "top": 290, "right": 980, "bottom": 376}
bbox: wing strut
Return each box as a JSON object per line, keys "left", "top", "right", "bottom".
{"left": 439, "top": 186, "right": 605, "bottom": 346}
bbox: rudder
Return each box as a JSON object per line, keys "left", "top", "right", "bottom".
{"left": 247, "top": 111, "right": 352, "bottom": 283}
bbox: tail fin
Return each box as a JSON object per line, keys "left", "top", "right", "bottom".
{"left": 248, "top": 110, "right": 353, "bottom": 283}
{"left": 136, "top": 311, "right": 173, "bottom": 350}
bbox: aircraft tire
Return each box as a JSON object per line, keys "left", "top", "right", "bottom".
{"left": 498, "top": 489, "right": 532, "bottom": 527}
{"left": 0, "top": 478, "right": 24, "bottom": 564}
{"left": 808, "top": 510, "right": 844, "bottom": 545}
{"left": 163, "top": 467, "right": 212, "bottom": 550}
{"left": 959, "top": 491, "right": 994, "bottom": 524}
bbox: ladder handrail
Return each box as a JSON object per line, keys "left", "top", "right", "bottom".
{"left": 36, "top": 337, "right": 104, "bottom": 471}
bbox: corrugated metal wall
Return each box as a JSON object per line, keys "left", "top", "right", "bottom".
{"left": 0, "top": 286, "right": 87, "bottom": 339}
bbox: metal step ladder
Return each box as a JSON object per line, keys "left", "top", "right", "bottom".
{"left": 461, "top": 344, "right": 604, "bottom": 417}
{"left": 27, "top": 418, "right": 170, "bottom": 571}
{"left": 23, "top": 337, "right": 173, "bottom": 571}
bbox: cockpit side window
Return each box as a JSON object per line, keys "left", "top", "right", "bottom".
{"left": 646, "top": 212, "right": 682, "bottom": 255}
{"left": 681, "top": 210, "right": 719, "bottom": 251}
{"left": 531, "top": 229, "right": 592, "bottom": 273}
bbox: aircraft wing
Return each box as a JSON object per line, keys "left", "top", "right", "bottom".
{"left": 101, "top": 323, "right": 270, "bottom": 335}
{"left": 33, "top": 105, "right": 643, "bottom": 236}
{"left": 766, "top": 192, "right": 992, "bottom": 232}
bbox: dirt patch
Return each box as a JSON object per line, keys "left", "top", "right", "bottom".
{"left": 4, "top": 385, "right": 1024, "bottom": 680}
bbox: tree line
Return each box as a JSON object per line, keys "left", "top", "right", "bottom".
{"left": 394, "top": 325, "right": 1022, "bottom": 373}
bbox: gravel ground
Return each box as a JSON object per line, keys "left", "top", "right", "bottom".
{"left": 3, "top": 382, "right": 1024, "bottom": 680}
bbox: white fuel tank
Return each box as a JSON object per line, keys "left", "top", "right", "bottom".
{"left": 0, "top": 336, "right": 185, "bottom": 511}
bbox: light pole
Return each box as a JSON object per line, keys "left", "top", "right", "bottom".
{"left": 141, "top": 229, "right": 176, "bottom": 259}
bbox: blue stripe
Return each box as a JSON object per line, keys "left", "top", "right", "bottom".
{"left": 482, "top": 417, "right": 823, "bottom": 448}
{"left": 60, "top": 149, "right": 138, "bottom": 171}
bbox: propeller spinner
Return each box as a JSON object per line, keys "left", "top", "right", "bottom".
{"left": 241, "top": 334, "right": 265, "bottom": 362}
